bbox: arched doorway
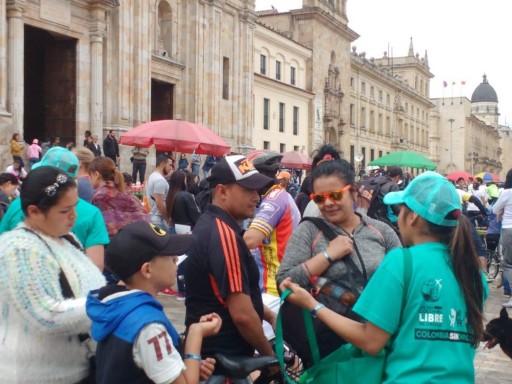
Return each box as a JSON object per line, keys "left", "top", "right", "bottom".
{"left": 24, "top": 25, "right": 77, "bottom": 146}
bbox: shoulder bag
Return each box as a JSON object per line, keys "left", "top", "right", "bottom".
{"left": 276, "top": 248, "right": 412, "bottom": 384}
{"left": 279, "top": 217, "right": 368, "bottom": 367}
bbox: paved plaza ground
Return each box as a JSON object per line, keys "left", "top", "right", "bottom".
{"left": 159, "top": 282, "right": 512, "bottom": 382}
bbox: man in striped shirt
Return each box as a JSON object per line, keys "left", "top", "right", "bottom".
{"left": 184, "top": 155, "right": 279, "bottom": 380}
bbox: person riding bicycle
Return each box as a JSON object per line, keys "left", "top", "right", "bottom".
{"left": 184, "top": 155, "right": 280, "bottom": 383}
{"left": 86, "top": 221, "right": 221, "bottom": 384}
{"left": 243, "top": 151, "right": 301, "bottom": 338}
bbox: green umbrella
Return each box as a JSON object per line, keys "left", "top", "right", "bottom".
{"left": 369, "top": 151, "right": 437, "bottom": 170}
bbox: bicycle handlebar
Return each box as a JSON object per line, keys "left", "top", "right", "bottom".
{"left": 214, "top": 354, "right": 279, "bottom": 379}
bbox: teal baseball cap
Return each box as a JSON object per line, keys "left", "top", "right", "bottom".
{"left": 32, "top": 147, "right": 79, "bottom": 179}
{"left": 383, "top": 171, "right": 462, "bottom": 227}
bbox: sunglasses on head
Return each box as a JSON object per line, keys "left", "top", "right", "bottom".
{"left": 310, "top": 185, "right": 351, "bottom": 205}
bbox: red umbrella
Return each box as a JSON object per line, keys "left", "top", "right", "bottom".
{"left": 281, "top": 150, "right": 312, "bottom": 170}
{"left": 119, "top": 119, "right": 231, "bottom": 156}
{"left": 446, "top": 171, "right": 473, "bottom": 182}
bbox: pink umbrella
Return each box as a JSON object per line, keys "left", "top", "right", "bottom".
{"left": 281, "top": 150, "right": 311, "bottom": 170}
{"left": 119, "top": 119, "right": 231, "bottom": 156}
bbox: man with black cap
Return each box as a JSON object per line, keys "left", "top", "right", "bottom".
{"left": 184, "top": 155, "right": 280, "bottom": 381}
{"left": 86, "top": 221, "right": 221, "bottom": 384}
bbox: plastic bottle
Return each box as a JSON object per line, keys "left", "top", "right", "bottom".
{"left": 310, "top": 276, "right": 357, "bottom": 307}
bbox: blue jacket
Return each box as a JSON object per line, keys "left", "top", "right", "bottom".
{"left": 86, "top": 286, "right": 180, "bottom": 383}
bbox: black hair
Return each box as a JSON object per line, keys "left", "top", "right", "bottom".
{"left": 21, "top": 166, "right": 77, "bottom": 215}
{"left": 0, "top": 173, "right": 19, "bottom": 187}
{"left": 310, "top": 144, "right": 341, "bottom": 169}
{"left": 299, "top": 176, "right": 312, "bottom": 195}
{"left": 386, "top": 166, "right": 403, "bottom": 178}
{"left": 156, "top": 153, "right": 170, "bottom": 167}
{"left": 403, "top": 206, "right": 484, "bottom": 346}
{"left": 505, "top": 168, "right": 512, "bottom": 189}
{"left": 311, "top": 159, "right": 355, "bottom": 188}
{"left": 166, "top": 170, "right": 187, "bottom": 219}
{"left": 122, "top": 172, "right": 133, "bottom": 187}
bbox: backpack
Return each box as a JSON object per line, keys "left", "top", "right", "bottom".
{"left": 366, "top": 182, "right": 384, "bottom": 220}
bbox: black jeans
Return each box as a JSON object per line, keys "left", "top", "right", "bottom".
{"left": 132, "top": 161, "right": 146, "bottom": 184}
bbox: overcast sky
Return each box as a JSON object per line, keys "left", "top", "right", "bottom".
{"left": 255, "top": 0, "right": 511, "bottom": 126}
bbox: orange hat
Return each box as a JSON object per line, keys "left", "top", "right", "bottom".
{"left": 277, "top": 171, "right": 291, "bottom": 180}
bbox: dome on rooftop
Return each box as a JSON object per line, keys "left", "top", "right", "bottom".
{"left": 471, "top": 74, "right": 498, "bottom": 103}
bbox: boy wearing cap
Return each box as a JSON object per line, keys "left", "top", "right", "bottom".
{"left": 86, "top": 221, "right": 221, "bottom": 384}
{"left": 184, "top": 155, "right": 279, "bottom": 379}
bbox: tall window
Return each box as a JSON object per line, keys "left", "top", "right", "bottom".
{"left": 290, "top": 66, "right": 296, "bottom": 85}
{"left": 263, "top": 141, "right": 270, "bottom": 150}
{"left": 361, "top": 147, "right": 366, "bottom": 170}
{"left": 370, "top": 148, "right": 375, "bottom": 161}
{"left": 280, "top": 143, "right": 286, "bottom": 153}
{"left": 263, "top": 98, "right": 269, "bottom": 130}
{"left": 276, "top": 61, "right": 281, "bottom": 80}
{"left": 360, "top": 107, "right": 366, "bottom": 128}
{"left": 350, "top": 145, "right": 355, "bottom": 167}
{"left": 260, "top": 54, "right": 266, "bottom": 75}
{"left": 222, "top": 57, "right": 229, "bottom": 100}
{"left": 279, "top": 102, "right": 285, "bottom": 132}
{"left": 293, "top": 106, "right": 299, "bottom": 135}
{"left": 350, "top": 77, "right": 355, "bottom": 89}
{"left": 361, "top": 82, "right": 366, "bottom": 96}
{"left": 350, "top": 104, "right": 355, "bottom": 125}
{"left": 370, "top": 110, "right": 375, "bottom": 131}
{"left": 294, "top": 145, "right": 299, "bottom": 151}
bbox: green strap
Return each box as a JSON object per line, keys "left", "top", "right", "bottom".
{"left": 276, "top": 289, "right": 297, "bottom": 384}
{"left": 401, "top": 248, "right": 412, "bottom": 317}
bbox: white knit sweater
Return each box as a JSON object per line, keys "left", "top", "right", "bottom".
{"left": 0, "top": 224, "right": 106, "bottom": 383}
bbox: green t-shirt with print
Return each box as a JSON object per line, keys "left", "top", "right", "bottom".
{"left": 353, "top": 243, "right": 488, "bottom": 384}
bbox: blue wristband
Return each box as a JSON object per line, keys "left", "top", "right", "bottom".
{"left": 311, "top": 303, "right": 326, "bottom": 318}
{"left": 322, "top": 250, "right": 334, "bottom": 265}
{"left": 183, "top": 353, "right": 202, "bottom": 361}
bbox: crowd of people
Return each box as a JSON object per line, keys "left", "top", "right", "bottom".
{"left": 0, "top": 133, "right": 504, "bottom": 383}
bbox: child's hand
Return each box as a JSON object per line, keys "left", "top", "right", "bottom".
{"left": 199, "top": 357, "right": 216, "bottom": 381}
{"left": 198, "top": 313, "right": 222, "bottom": 337}
{"left": 279, "top": 277, "right": 317, "bottom": 309}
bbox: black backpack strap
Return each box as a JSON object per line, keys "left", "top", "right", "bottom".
{"left": 300, "top": 217, "right": 368, "bottom": 283}
{"left": 301, "top": 217, "right": 338, "bottom": 240}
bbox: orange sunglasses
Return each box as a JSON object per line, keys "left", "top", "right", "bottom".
{"left": 310, "top": 185, "right": 352, "bottom": 205}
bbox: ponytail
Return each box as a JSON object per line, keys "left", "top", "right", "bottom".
{"left": 426, "top": 214, "right": 484, "bottom": 346}
{"left": 114, "top": 169, "right": 126, "bottom": 192}
{"left": 449, "top": 214, "right": 484, "bottom": 346}
{"left": 90, "top": 157, "right": 125, "bottom": 192}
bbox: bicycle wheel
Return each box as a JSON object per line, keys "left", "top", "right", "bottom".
{"left": 487, "top": 251, "right": 500, "bottom": 279}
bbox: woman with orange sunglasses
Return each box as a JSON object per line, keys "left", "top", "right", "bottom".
{"left": 276, "top": 151, "right": 401, "bottom": 367}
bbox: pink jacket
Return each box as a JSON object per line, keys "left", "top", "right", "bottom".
{"left": 27, "top": 144, "right": 42, "bottom": 159}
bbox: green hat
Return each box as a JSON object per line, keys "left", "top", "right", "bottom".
{"left": 32, "top": 147, "right": 79, "bottom": 179}
{"left": 383, "top": 171, "right": 461, "bottom": 227}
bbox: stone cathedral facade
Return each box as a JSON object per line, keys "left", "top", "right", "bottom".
{"left": 0, "top": 0, "right": 257, "bottom": 167}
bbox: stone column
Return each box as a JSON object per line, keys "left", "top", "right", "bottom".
{"left": 89, "top": 30, "right": 104, "bottom": 137}
{"left": 0, "top": 0, "right": 8, "bottom": 113}
{"left": 6, "top": 0, "right": 26, "bottom": 134}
